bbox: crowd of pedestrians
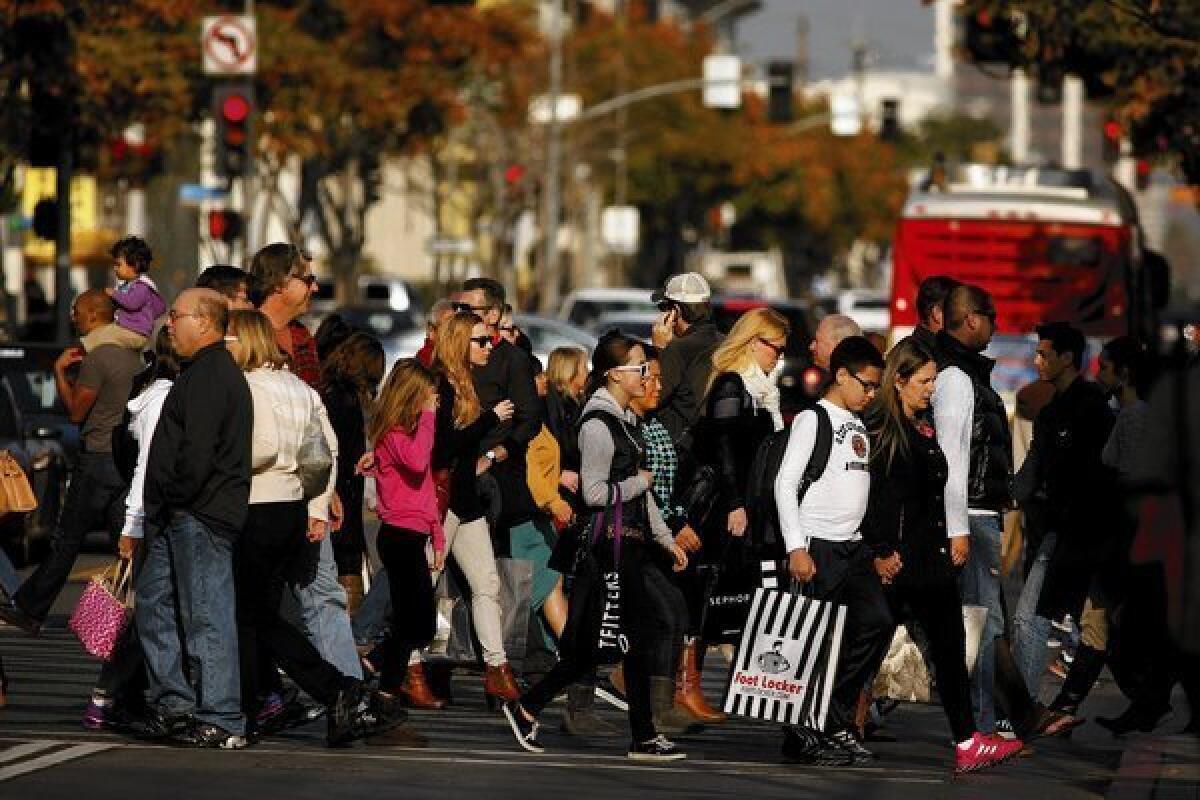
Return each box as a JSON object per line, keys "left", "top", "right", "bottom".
{"left": 1, "top": 242, "right": 1196, "bottom": 773}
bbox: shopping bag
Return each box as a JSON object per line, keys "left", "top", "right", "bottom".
{"left": 723, "top": 587, "right": 847, "bottom": 729}
{"left": 588, "top": 485, "right": 627, "bottom": 665}
{"left": 700, "top": 539, "right": 786, "bottom": 645}
{"left": 871, "top": 605, "right": 989, "bottom": 704}
{"left": 0, "top": 450, "right": 37, "bottom": 516}
{"left": 68, "top": 560, "right": 134, "bottom": 661}
{"left": 444, "top": 557, "right": 534, "bottom": 669}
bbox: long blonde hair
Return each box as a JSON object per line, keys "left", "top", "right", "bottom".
{"left": 868, "top": 338, "right": 936, "bottom": 472}
{"left": 228, "top": 310, "right": 287, "bottom": 371}
{"left": 547, "top": 346, "right": 588, "bottom": 400}
{"left": 369, "top": 358, "right": 436, "bottom": 443}
{"left": 432, "top": 311, "right": 482, "bottom": 427}
{"left": 707, "top": 307, "right": 789, "bottom": 394}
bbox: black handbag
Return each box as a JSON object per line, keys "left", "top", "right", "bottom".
{"left": 677, "top": 463, "right": 720, "bottom": 528}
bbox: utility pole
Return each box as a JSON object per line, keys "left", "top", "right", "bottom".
{"left": 540, "top": 0, "right": 564, "bottom": 313}
{"left": 54, "top": 25, "right": 76, "bottom": 343}
{"left": 1011, "top": 68, "right": 1030, "bottom": 164}
{"left": 1061, "top": 74, "right": 1084, "bottom": 170}
{"left": 613, "top": 0, "right": 630, "bottom": 284}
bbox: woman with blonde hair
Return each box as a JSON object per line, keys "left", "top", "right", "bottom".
{"left": 225, "top": 310, "right": 405, "bottom": 747}
{"left": 430, "top": 312, "right": 517, "bottom": 706}
{"left": 545, "top": 346, "right": 590, "bottom": 492}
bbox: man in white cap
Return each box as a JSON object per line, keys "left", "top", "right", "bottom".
{"left": 651, "top": 272, "right": 724, "bottom": 442}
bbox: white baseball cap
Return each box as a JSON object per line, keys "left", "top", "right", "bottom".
{"left": 652, "top": 272, "right": 712, "bottom": 305}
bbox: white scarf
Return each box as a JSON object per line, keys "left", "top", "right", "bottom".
{"left": 740, "top": 363, "right": 784, "bottom": 432}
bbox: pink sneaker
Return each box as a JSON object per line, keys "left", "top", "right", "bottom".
{"left": 955, "top": 732, "right": 1024, "bottom": 774}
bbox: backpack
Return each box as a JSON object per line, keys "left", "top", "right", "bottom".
{"left": 745, "top": 403, "right": 833, "bottom": 558}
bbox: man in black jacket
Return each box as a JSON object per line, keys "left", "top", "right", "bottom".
{"left": 1011, "top": 322, "right": 1117, "bottom": 692}
{"left": 907, "top": 275, "right": 960, "bottom": 357}
{"left": 651, "top": 273, "right": 724, "bottom": 444}
{"left": 136, "top": 288, "right": 253, "bottom": 749}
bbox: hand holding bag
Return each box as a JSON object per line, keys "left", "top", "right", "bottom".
{"left": 583, "top": 485, "right": 628, "bottom": 665}
{"left": 0, "top": 450, "right": 37, "bottom": 516}
{"left": 69, "top": 559, "right": 134, "bottom": 661}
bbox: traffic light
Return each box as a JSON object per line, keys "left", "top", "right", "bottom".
{"left": 880, "top": 98, "right": 900, "bottom": 142}
{"left": 964, "top": 9, "right": 1019, "bottom": 65}
{"left": 213, "top": 84, "right": 253, "bottom": 182}
{"left": 1102, "top": 116, "right": 1122, "bottom": 164}
{"left": 766, "top": 61, "right": 794, "bottom": 124}
{"left": 1136, "top": 159, "right": 1151, "bottom": 191}
{"left": 208, "top": 209, "right": 243, "bottom": 243}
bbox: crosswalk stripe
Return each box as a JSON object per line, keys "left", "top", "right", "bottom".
{"left": 0, "top": 741, "right": 61, "bottom": 765}
{"left": 0, "top": 743, "right": 116, "bottom": 783}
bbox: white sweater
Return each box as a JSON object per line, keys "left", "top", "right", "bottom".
{"left": 121, "top": 379, "right": 173, "bottom": 539}
{"left": 775, "top": 399, "right": 871, "bottom": 552}
{"left": 245, "top": 367, "right": 338, "bottom": 520}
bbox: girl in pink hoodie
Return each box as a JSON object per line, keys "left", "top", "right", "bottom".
{"left": 359, "top": 358, "right": 444, "bottom": 706}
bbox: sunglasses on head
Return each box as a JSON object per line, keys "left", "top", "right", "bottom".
{"left": 469, "top": 335, "right": 494, "bottom": 348}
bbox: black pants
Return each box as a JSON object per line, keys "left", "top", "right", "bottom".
{"left": 642, "top": 555, "right": 689, "bottom": 678}
{"left": 886, "top": 580, "right": 976, "bottom": 743}
{"left": 522, "top": 539, "right": 661, "bottom": 742}
{"left": 376, "top": 526, "right": 436, "bottom": 687}
{"left": 16, "top": 452, "right": 126, "bottom": 621}
{"left": 332, "top": 476, "right": 366, "bottom": 577}
{"left": 807, "top": 539, "right": 892, "bottom": 734}
{"left": 95, "top": 544, "right": 147, "bottom": 707}
{"left": 235, "top": 502, "right": 353, "bottom": 713}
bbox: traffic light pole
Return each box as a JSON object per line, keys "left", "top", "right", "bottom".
{"left": 54, "top": 28, "right": 76, "bottom": 344}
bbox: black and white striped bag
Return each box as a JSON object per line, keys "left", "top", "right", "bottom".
{"left": 723, "top": 587, "right": 847, "bottom": 729}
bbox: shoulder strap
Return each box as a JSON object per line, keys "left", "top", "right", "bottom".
{"left": 797, "top": 403, "right": 834, "bottom": 504}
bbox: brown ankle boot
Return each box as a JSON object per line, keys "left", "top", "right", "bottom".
{"left": 401, "top": 662, "right": 447, "bottom": 710}
{"left": 337, "top": 575, "right": 364, "bottom": 617}
{"left": 674, "top": 639, "right": 727, "bottom": 723}
{"left": 484, "top": 663, "right": 521, "bottom": 705}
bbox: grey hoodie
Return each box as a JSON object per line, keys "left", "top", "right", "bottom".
{"left": 579, "top": 387, "right": 675, "bottom": 552}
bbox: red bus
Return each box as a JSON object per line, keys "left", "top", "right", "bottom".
{"left": 890, "top": 166, "right": 1164, "bottom": 344}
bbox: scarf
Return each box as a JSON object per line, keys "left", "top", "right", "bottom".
{"left": 740, "top": 363, "right": 783, "bottom": 432}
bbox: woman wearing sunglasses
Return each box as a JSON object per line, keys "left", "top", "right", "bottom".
{"left": 502, "top": 330, "right": 689, "bottom": 762}
{"left": 678, "top": 307, "right": 790, "bottom": 722}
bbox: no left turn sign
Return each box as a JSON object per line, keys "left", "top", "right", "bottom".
{"left": 203, "top": 15, "right": 257, "bottom": 76}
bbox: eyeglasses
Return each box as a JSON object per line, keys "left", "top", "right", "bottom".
{"left": 757, "top": 337, "right": 786, "bottom": 357}
{"left": 611, "top": 363, "right": 651, "bottom": 379}
{"left": 168, "top": 309, "right": 202, "bottom": 322}
{"left": 469, "top": 335, "right": 495, "bottom": 348}
{"left": 849, "top": 372, "right": 881, "bottom": 394}
{"left": 453, "top": 302, "right": 491, "bottom": 314}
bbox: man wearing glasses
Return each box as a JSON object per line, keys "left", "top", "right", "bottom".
{"left": 249, "top": 243, "right": 321, "bottom": 388}
{"left": 932, "top": 284, "right": 1011, "bottom": 735}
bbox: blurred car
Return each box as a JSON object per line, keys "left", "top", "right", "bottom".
{"left": 588, "top": 310, "right": 659, "bottom": 341}
{"left": 710, "top": 296, "right": 816, "bottom": 418}
{"left": 513, "top": 314, "right": 597, "bottom": 366}
{"left": 559, "top": 288, "right": 656, "bottom": 331}
{"left": 0, "top": 350, "right": 73, "bottom": 564}
{"left": 309, "top": 275, "right": 421, "bottom": 317}
{"left": 837, "top": 289, "right": 890, "bottom": 334}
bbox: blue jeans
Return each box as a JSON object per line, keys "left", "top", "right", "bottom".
{"left": 958, "top": 512, "right": 1003, "bottom": 733}
{"left": 1012, "top": 531, "right": 1058, "bottom": 700}
{"left": 136, "top": 512, "right": 244, "bottom": 734}
{"left": 0, "top": 548, "right": 19, "bottom": 597}
{"left": 285, "top": 535, "right": 363, "bottom": 680}
{"left": 352, "top": 568, "right": 391, "bottom": 647}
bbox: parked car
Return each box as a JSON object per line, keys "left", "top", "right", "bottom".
{"left": 587, "top": 310, "right": 659, "bottom": 341}
{"left": 837, "top": 288, "right": 890, "bottom": 334}
{"left": 514, "top": 314, "right": 597, "bottom": 365}
{"left": 559, "top": 288, "right": 656, "bottom": 331}
{"left": 710, "top": 296, "right": 816, "bottom": 418}
{"left": 0, "top": 349, "right": 73, "bottom": 564}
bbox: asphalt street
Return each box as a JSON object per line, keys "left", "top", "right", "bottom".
{"left": 0, "top": 553, "right": 1196, "bottom": 800}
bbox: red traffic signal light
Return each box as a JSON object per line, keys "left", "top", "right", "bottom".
{"left": 213, "top": 84, "right": 253, "bottom": 182}
{"left": 208, "top": 209, "right": 243, "bottom": 243}
{"left": 221, "top": 93, "right": 251, "bottom": 124}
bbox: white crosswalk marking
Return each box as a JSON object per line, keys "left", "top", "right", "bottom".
{"left": 0, "top": 741, "right": 118, "bottom": 783}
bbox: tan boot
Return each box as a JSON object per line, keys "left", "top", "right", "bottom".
{"left": 337, "top": 575, "right": 364, "bottom": 617}
{"left": 674, "top": 639, "right": 727, "bottom": 723}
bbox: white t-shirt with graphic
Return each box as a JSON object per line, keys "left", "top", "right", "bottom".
{"left": 775, "top": 398, "right": 871, "bottom": 552}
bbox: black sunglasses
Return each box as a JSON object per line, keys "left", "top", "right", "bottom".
{"left": 291, "top": 273, "right": 318, "bottom": 288}
{"left": 454, "top": 302, "right": 492, "bottom": 314}
{"left": 469, "top": 335, "right": 495, "bottom": 348}
{"left": 757, "top": 337, "right": 786, "bottom": 357}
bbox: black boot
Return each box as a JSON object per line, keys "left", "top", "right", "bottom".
{"left": 561, "top": 684, "right": 620, "bottom": 736}
{"left": 1095, "top": 702, "right": 1172, "bottom": 736}
{"left": 650, "top": 676, "right": 701, "bottom": 736}
{"left": 1050, "top": 645, "right": 1106, "bottom": 716}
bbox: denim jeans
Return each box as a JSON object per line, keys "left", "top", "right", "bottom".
{"left": 958, "top": 512, "right": 1003, "bottom": 733}
{"left": 0, "top": 548, "right": 19, "bottom": 597}
{"left": 285, "top": 534, "right": 363, "bottom": 680}
{"left": 1012, "top": 531, "right": 1058, "bottom": 700}
{"left": 352, "top": 567, "right": 391, "bottom": 646}
{"left": 136, "top": 512, "right": 244, "bottom": 735}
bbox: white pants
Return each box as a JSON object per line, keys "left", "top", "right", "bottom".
{"left": 441, "top": 511, "right": 507, "bottom": 667}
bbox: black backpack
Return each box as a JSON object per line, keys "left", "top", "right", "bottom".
{"left": 745, "top": 403, "right": 833, "bottom": 558}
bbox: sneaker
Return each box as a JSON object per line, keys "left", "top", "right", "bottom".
{"left": 131, "top": 709, "right": 192, "bottom": 740}
{"left": 830, "top": 729, "right": 874, "bottom": 765}
{"left": 186, "top": 722, "right": 249, "bottom": 750}
{"left": 1048, "top": 657, "right": 1070, "bottom": 680}
{"left": 327, "top": 686, "right": 405, "bottom": 747}
{"left": 502, "top": 700, "right": 544, "bottom": 754}
{"left": 782, "top": 726, "right": 853, "bottom": 767}
{"left": 993, "top": 718, "right": 1018, "bottom": 741}
{"left": 595, "top": 679, "right": 629, "bottom": 712}
{"left": 83, "top": 700, "right": 109, "bottom": 731}
{"left": 83, "top": 700, "right": 144, "bottom": 734}
{"left": 955, "top": 732, "right": 1022, "bottom": 774}
{"left": 628, "top": 734, "right": 687, "bottom": 762}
